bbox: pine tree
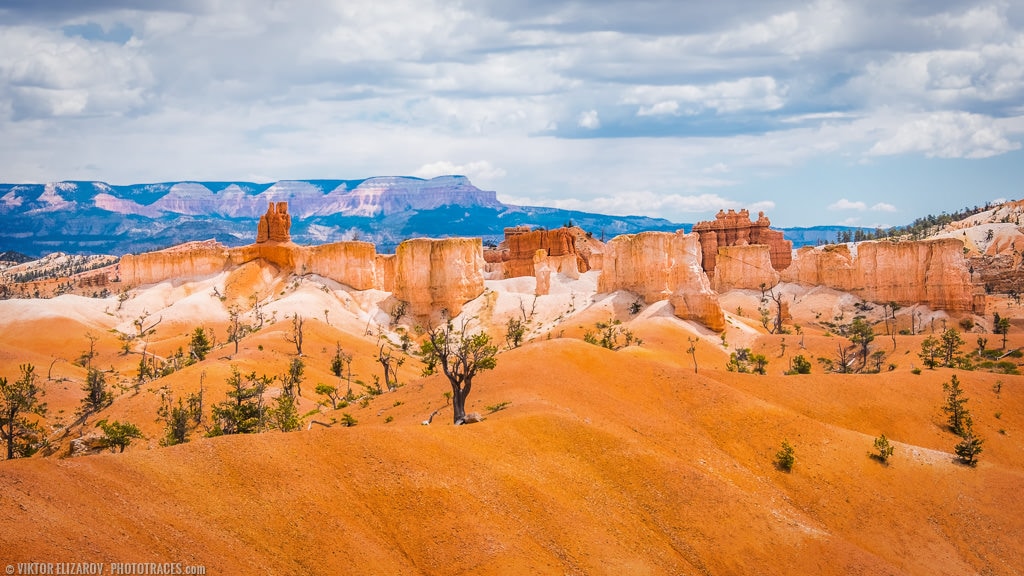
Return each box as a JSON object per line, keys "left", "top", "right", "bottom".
{"left": 941, "top": 375, "right": 970, "bottom": 437}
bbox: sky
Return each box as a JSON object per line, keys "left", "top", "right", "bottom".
{"left": 0, "top": 0, "right": 1022, "bottom": 227}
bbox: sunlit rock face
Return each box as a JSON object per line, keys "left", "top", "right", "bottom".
{"left": 693, "top": 209, "right": 792, "bottom": 275}
{"left": 781, "top": 239, "right": 977, "bottom": 311}
{"left": 600, "top": 231, "right": 725, "bottom": 331}
{"left": 393, "top": 237, "right": 485, "bottom": 323}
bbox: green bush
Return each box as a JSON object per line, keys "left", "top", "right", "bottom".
{"left": 774, "top": 440, "right": 795, "bottom": 472}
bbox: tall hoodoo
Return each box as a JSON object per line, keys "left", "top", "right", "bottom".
{"left": 256, "top": 202, "right": 292, "bottom": 243}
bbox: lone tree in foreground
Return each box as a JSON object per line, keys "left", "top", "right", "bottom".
{"left": 0, "top": 364, "right": 47, "bottom": 460}
{"left": 421, "top": 318, "right": 498, "bottom": 425}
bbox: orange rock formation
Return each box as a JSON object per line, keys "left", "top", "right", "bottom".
{"left": 713, "top": 244, "right": 781, "bottom": 291}
{"left": 393, "top": 237, "right": 485, "bottom": 321}
{"left": 118, "top": 204, "right": 486, "bottom": 320}
{"left": 256, "top": 202, "right": 292, "bottom": 243}
{"left": 781, "top": 239, "right": 979, "bottom": 311}
{"left": 493, "top": 227, "right": 591, "bottom": 279}
{"left": 599, "top": 231, "right": 725, "bottom": 331}
{"left": 693, "top": 209, "right": 792, "bottom": 274}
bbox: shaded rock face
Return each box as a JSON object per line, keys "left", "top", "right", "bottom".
{"left": 599, "top": 231, "right": 725, "bottom": 331}
{"left": 713, "top": 245, "right": 780, "bottom": 292}
{"left": 393, "top": 237, "right": 485, "bottom": 322}
{"left": 256, "top": 202, "right": 292, "bottom": 243}
{"left": 693, "top": 209, "right": 792, "bottom": 274}
{"left": 781, "top": 239, "right": 978, "bottom": 311}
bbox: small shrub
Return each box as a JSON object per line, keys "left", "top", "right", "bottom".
{"left": 486, "top": 401, "right": 511, "bottom": 414}
{"left": 872, "top": 434, "right": 894, "bottom": 464}
{"left": 954, "top": 430, "right": 983, "bottom": 466}
{"left": 384, "top": 415, "right": 394, "bottom": 423}
{"left": 629, "top": 297, "right": 644, "bottom": 315}
{"left": 911, "top": 367, "right": 922, "bottom": 375}
{"left": 789, "top": 355, "right": 812, "bottom": 375}
{"left": 340, "top": 413, "right": 357, "bottom": 427}
{"left": 774, "top": 440, "right": 795, "bottom": 472}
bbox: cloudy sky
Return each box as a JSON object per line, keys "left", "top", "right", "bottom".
{"left": 1, "top": 0, "right": 1021, "bottom": 227}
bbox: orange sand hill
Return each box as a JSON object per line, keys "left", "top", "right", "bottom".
{"left": 1, "top": 281, "right": 1023, "bottom": 574}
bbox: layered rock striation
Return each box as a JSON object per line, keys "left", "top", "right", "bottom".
{"left": 693, "top": 209, "right": 792, "bottom": 274}
{"left": 393, "top": 237, "right": 485, "bottom": 322}
{"left": 599, "top": 231, "right": 725, "bottom": 331}
{"left": 781, "top": 239, "right": 978, "bottom": 311}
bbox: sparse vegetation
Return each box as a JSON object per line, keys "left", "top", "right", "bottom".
{"left": 583, "top": 317, "right": 640, "bottom": 350}
{"left": 96, "top": 419, "right": 143, "bottom": 453}
{"left": 788, "top": 355, "right": 812, "bottom": 375}
{"left": 774, "top": 440, "right": 795, "bottom": 472}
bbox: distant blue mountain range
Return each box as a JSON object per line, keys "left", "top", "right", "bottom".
{"left": 0, "top": 176, "right": 867, "bottom": 257}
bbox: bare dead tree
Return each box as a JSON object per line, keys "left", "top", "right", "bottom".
{"left": 284, "top": 313, "right": 304, "bottom": 356}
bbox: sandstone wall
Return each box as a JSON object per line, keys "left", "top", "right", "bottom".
{"left": 302, "top": 242, "right": 379, "bottom": 291}
{"left": 393, "top": 237, "right": 485, "bottom": 321}
{"left": 713, "top": 245, "right": 780, "bottom": 292}
{"left": 692, "top": 209, "right": 792, "bottom": 273}
{"left": 600, "top": 231, "right": 725, "bottom": 331}
{"left": 118, "top": 241, "right": 229, "bottom": 286}
{"left": 781, "top": 239, "right": 976, "bottom": 311}
{"left": 504, "top": 228, "right": 584, "bottom": 278}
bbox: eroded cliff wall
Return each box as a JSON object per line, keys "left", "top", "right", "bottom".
{"left": 599, "top": 231, "right": 725, "bottom": 331}
{"left": 781, "top": 239, "right": 977, "bottom": 311}
{"left": 393, "top": 237, "right": 485, "bottom": 322}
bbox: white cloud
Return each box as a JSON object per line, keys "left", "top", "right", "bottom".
{"left": 577, "top": 109, "right": 601, "bottom": 129}
{"left": 867, "top": 111, "right": 1021, "bottom": 159}
{"left": 828, "top": 198, "right": 867, "bottom": 211}
{"left": 839, "top": 216, "right": 862, "bottom": 226}
{"left": 412, "top": 160, "right": 506, "bottom": 181}
{"left": 871, "top": 202, "right": 897, "bottom": 212}
{"left": 624, "top": 76, "right": 787, "bottom": 115}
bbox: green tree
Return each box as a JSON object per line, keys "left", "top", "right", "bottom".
{"left": 208, "top": 368, "right": 270, "bottom": 435}
{"left": 789, "top": 355, "right": 812, "bottom": 374}
{"left": 283, "top": 357, "right": 304, "bottom": 398}
{"left": 919, "top": 335, "right": 941, "bottom": 369}
{"left": 939, "top": 328, "right": 965, "bottom": 367}
{"left": 849, "top": 317, "right": 875, "bottom": 371}
{"left": 315, "top": 383, "right": 344, "bottom": 410}
{"left": 994, "top": 313, "right": 1011, "bottom": 349}
{"left": 159, "top": 397, "right": 191, "bottom": 446}
{"left": 505, "top": 316, "right": 526, "bottom": 349}
{"left": 189, "top": 327, "right": 213, "bottom": 362}
{"left": 96, "top": 419, "right": 143, "bottom": 453}
{"left": 954, "top": 421, "right": 984, "bottom": 466}
{"left": 79, "top": 367, "right": 113, "bottom": 416}
{"left": 751, "top": 353, "right": 769, "bottom": 375}
{"left": 269, "top": 391, "right": 301, "bottom": 432}
{"left": 942, "top": 374, "right": 970, "bottom": 437}
{"left": 421, "top": 319, "right": 499, "bottom": 425}
{"left": 0, "top": 364, "right": 47, "bottom": 460}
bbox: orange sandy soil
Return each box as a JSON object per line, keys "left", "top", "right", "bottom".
{"left": 1, "top": 290, "right": 1023, "bottom": 575}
